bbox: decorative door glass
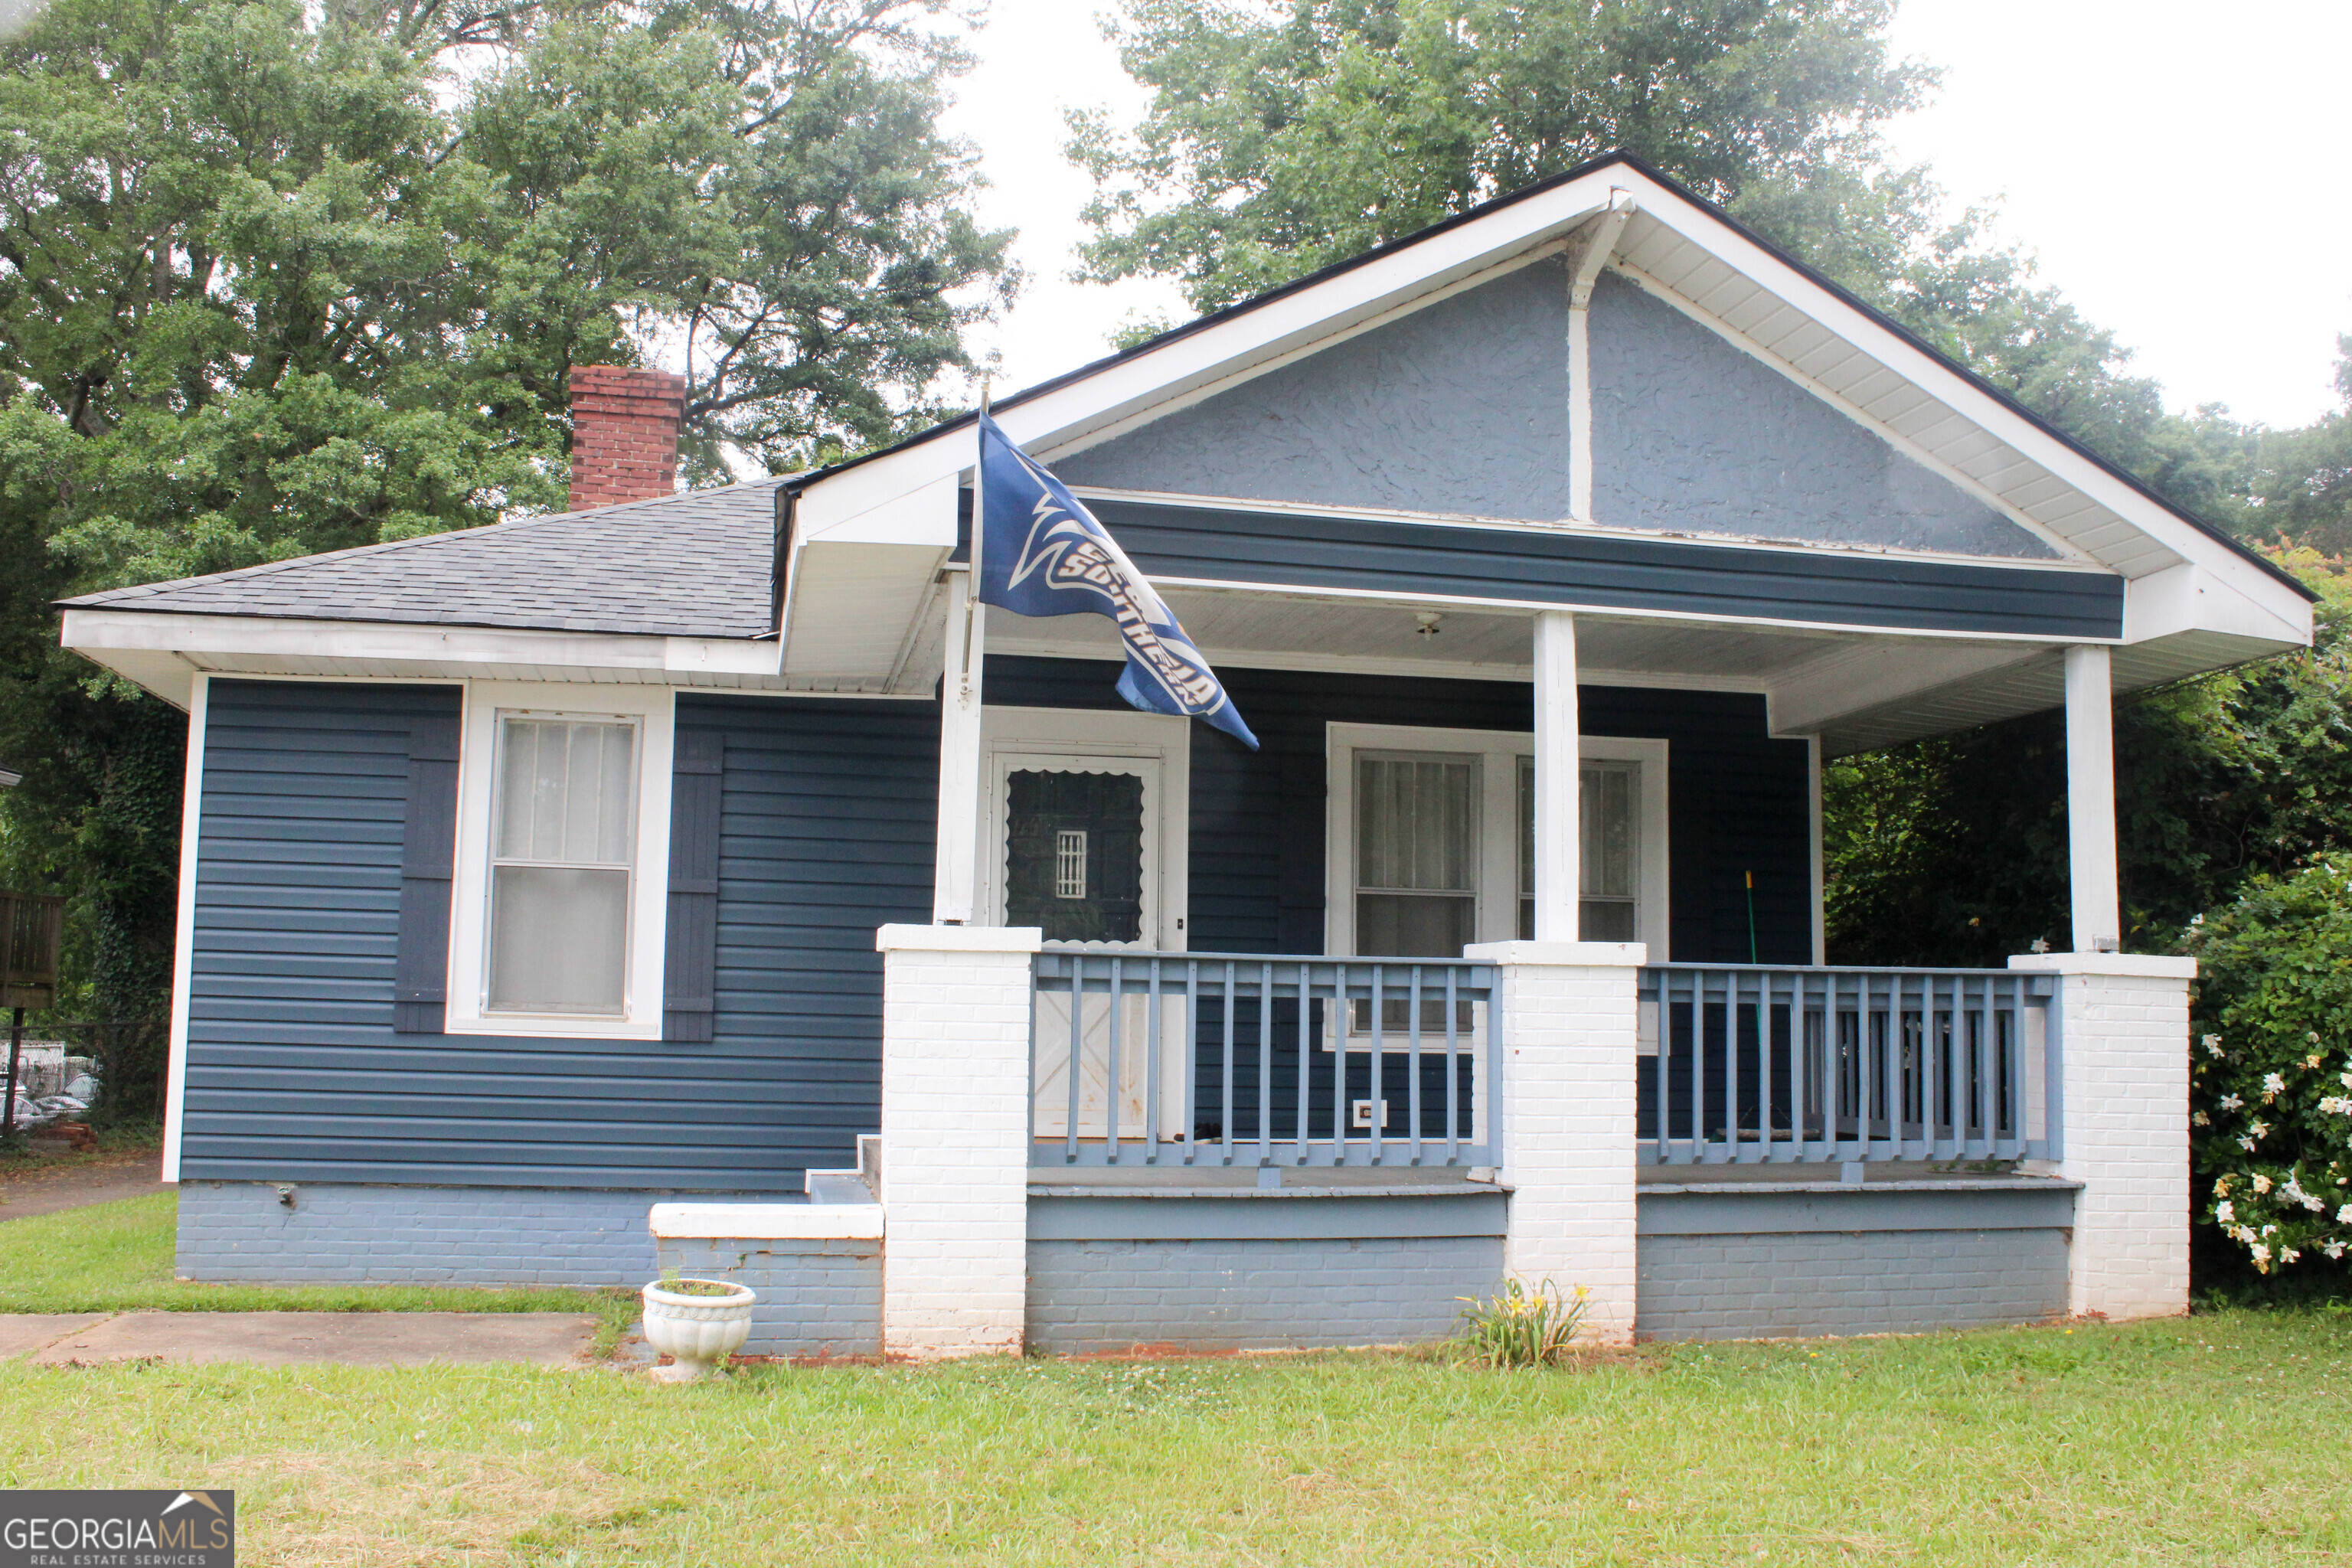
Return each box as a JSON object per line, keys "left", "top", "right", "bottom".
{"left": 1005, "top": 769, "right": 1145, "bottom": 943}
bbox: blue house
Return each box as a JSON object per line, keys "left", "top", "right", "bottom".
{"left": 63, "top": 155, "right": 2311, "bottom": 1353}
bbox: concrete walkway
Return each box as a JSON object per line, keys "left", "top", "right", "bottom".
{"left": 1, "top": 1312, "right": 603, "bottom": 1367}
{"left": 0, "top": 1150, "right": 171, "bottom": 1220}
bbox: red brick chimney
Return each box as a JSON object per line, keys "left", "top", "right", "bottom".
{"left": 567, "top": 365, "right": 688, "bottom": 511}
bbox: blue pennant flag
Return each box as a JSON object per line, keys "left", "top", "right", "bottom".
{"left": 974, "top": 410, "right": 1258, "bottom": 750}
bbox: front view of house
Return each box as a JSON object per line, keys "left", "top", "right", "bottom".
{"left": 64, "top": 156, "right": 2313, "bottom": 1352}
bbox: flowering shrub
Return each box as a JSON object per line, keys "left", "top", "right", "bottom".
{"left": 1452, "top": 1278, "right": 1589, "bottom": 1367}
{"left": 2182, "top": 860, "right": 2352, "bottom": 1273}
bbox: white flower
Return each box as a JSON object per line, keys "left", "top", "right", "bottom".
{"left": 2252, "top": 1243, "right": 2272, "bottom": 1266}
{"left": 2262, "top": 1223, "right": 2278, "bottom": 1236}
{"left": 2309, "top": 1054, "right": 2327, "bottom": 1070}
{"left": 2338, "top": 1204, "right": 2352, "bottom": 1224}
{"left": 2253, "top": 1173, "right": 2274, "bottom": 1194}
{"left": 2190, "top": 913, "right": 2205, "bottom": 926}
{"left": 2241, "top": 1136, "right": 2258, "bottom": 1152}
{"left": 2311, "top": 1031, "right": 2323, "bottom": 1044}
{"left": 2251, "top": 1120, "right": 2272, "bottom": 1141}
{"left": 2221, "top": 1093, "right": 2244, "bottom": 1111}
{"left": 2203, "top": 1034, "right": 2226, "bottom": 1058}
{"left": 2191, "top": 1110, "right": 2210, "bottom": 1126}
{"left": 2216, "top": 1200, "right": 2236, "bottom": 1223}
{"left": 2282, "top": 1248, "right": 2302, "bottom": 1265}
{"left": 2321, "top": 1097, "right": 2352, "bottom": 1116}
{"left": 2327, "top": 1241, "right": 2347, "bottom": 1261}
{"left": 2262, "top": 1072, "right": 2287, "bottom": 1101}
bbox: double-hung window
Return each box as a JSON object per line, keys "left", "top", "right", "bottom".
{"left": 487, "top": 716, "right": 639, "bottom": 1014}
{"left": 1330, "top": 724, "right": 1668, "bottom": 958}
{"left": 446, "top": 682, "right": 674, "bottom": 1039}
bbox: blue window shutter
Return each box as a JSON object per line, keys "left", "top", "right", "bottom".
{"left": 664, "top": 727, "right": 724, "bottom": 1043}
{"left": 392, "top": 709, "right": 461, "bottom": 1034}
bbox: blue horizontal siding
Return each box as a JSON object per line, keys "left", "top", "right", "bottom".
{"left": 987, "top": 657, "right": 1812, "bottom": 962}
{"left": 178, "top": 680, "right": 936, "bottom": 1191}
{"left": 958, "top": 494, "right": 2122, "bottom": 637}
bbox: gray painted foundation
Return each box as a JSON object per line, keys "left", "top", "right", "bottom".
{"left": 656, "top": 1236, "right": 883, "bottom": 1358}
{"left": 175, "top": 1181, "right": 773, "bottom": 1288}
{"left": 1028, "top": 1235, "right": 1504, "bottom": 1354}
{"left": 1633, "top": 1181, "right": 2075, "bottom": 1341}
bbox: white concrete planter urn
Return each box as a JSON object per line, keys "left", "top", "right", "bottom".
{"left": 641, "top": 1278, "right": 757, "bottom": 1382}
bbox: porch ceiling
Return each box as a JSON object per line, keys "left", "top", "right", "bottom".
{"left": 983, "top": 586, "right": 1844, "bottom": 688}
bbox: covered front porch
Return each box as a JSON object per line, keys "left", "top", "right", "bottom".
{"left": 753, "top": 572, "right": 2187, "bottom": 1354}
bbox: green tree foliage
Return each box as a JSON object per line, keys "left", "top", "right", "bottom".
{"left": 0, "top": 0, "right": 1010, "bottom": 1034}
{"left": 1071, "top": 0, "right": 1938, "bottom": 314}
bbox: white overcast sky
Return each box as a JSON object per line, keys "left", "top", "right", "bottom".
{"left": 942, "top": 0, "right": 2352, "bottom": 430}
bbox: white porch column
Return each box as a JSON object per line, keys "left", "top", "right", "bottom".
{"left": 2009, "top": 951, "right": 2194, "bottom": 1322}
{"left": 1465, "top": 939, "right": 1645, "bottom": 1346}
{"left": 933, "top": 573, "right": 985, "bottom": 923}
{"left": 876, "top": 922, "right": 1039, "bottom": 1358}
{"left": 1532, "top": 611, "right": 1581, "bottom": 942}
{"left": 2063, "top": 644, "right": 2121, "bottom": 953}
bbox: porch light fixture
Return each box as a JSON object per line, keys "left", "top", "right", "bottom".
{"left": 1416, "top": 612, "right": 1442, "bottom": 639}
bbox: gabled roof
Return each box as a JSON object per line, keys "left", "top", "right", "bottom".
{"left": 795, "top": 151, "right": 2309, "bottom": 603}
{"left": 63, "top": 479, "right": 787, "bottom": 640}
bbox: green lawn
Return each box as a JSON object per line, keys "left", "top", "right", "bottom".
{"left": 4, "top": 1197, "right": 2350, "bottom": 1566}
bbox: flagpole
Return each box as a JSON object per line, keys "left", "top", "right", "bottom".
{"left": 962, "top": 378, "right": 990, "bottom": 697}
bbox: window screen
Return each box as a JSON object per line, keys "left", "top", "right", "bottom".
{"left": 487, "top": 716, "right": 637, "bottom": 1014}
{"left": 1356, "top": 753, "right": 1477, "bottom": 957}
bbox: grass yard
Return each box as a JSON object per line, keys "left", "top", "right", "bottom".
{"left": 3, "top": 1197, "right": 2350, "bottom": 1566}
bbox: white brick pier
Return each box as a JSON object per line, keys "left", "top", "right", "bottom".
{"left": 876, "top": 923, "right": 1041, "bottom": 1359}
{"left": 2011, "top": 951, "right": 2196, "bottom": 1322}
{"left": 1465, "top": 940, "right": 1647, "bottom": 1345}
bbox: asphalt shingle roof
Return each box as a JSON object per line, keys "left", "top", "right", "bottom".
{"left": 63, "top": 480, "right": 785, "bottom": 639}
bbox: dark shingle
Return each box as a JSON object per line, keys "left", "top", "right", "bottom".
{"left": 63, "top": 482, "right": 783, "bottom": 639}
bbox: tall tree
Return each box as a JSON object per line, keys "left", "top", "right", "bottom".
{"left": 1071, "top": 0, "right": 1939, "bottom": 315}
{"left": 0, "top": 0, "right": 1011, "bottom": 1043}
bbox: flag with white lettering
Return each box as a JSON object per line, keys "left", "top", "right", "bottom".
{"left": 974, "top": 410, "right": 1258, "bottom": 749}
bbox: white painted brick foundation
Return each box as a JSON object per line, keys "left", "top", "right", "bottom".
{"left": 877, "top": 924, "right": 1040, "bottom": 1358}
{"left": 1465, "top": 940, "right": 1645, "bottom": 1345}
{"left": 2012, "top": 952, "right": 2195, "bottom": 1322}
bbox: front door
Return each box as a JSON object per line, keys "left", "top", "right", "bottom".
{"left": 980, "top": 707, "right": 1190, "bottom": 1142}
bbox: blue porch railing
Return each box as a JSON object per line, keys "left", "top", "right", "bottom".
{"left": 1030, "top": 952, "right": 1498, "bottom": 1170}
{"left": 1639, "top": 964, "right": 2054, "bottom": 1166}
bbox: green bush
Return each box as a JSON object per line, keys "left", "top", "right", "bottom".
{"left": 2182, "top": 860, "right": 2352, "bottom": 1273}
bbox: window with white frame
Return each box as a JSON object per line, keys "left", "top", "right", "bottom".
{"left": 1517, "top": 755, "right": 1640, "bottom": 942}
{"left": 1328, "top": 724, "right": 1668, "bottom": 958}
{"left": 485, "top": 714, "right": 640, "bottom": 1016}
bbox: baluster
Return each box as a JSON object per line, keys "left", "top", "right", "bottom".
{"left": 1445, "top": 965, "right": 1461, "bottom": 1165}
{"left": 1408, "top": 965, "right": 1424, "bottom": 1167}
{"left": 1258, "top": 962, "right": 1275, "bottom": 1166}
{"left": 1295, "top": 962, "right": 1312, "bottom": 1165}
{"left": 1065, "top": 954, "right": 1084, "bottom": 1165}
{"left": 1184, "top": 960, "right": 1199, "bottom": 1166}
{"left": 1106, "top": 956, "right": 1123, "bottom": 1165}
{"left": 1220, "top": 962, "right": 1237, "bottom": 1167}
{"left": 1332, "top": 962, "right": 1349, "bottom": 1165}
{"left": 1369, "top": 964, "right": 1386, "bottom": 1165}
{"left": 1145, "top": 959, "right": 1162, "bottom": 1165}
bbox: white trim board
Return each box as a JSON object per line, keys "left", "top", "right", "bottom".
{"left": 159, "top": 673, "right": 210, "bottom": 1183}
